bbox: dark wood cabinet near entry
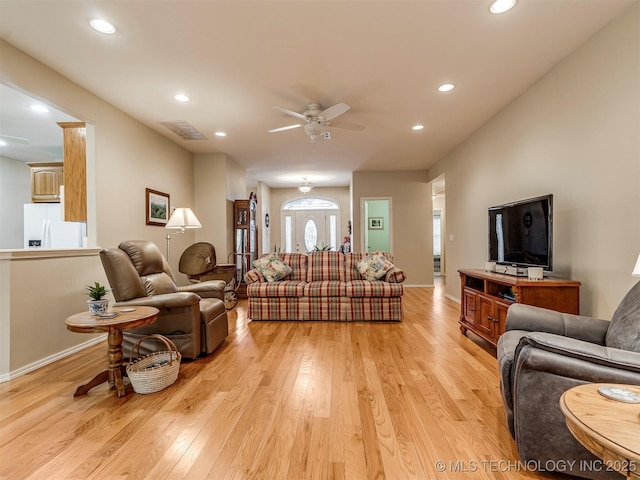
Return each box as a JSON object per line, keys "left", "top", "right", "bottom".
{"left": 234, "top": 192, "right": 257, "bottom": 298}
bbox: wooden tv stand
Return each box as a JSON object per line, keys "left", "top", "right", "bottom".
{"left": 458, "top": 269, "right": 581, "bottom": 347}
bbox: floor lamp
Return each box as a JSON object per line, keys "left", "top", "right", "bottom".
{"left": 165, "top": 207, "right": 202, "bottom": 260}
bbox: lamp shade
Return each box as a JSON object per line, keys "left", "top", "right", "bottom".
{"left": 633, "top": 253, "right": 640, "bottom": 277}
{"left": 166, "top": 208, "right": 202, "bottom": 230}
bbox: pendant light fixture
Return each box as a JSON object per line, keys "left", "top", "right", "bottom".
{"left": 298, "top": 177, "right": 313, "bottom": 194}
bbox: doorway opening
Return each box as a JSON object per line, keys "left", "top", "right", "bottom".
{"left": 432, "top": 174, "right": 445, "bottom": 277}
{"left": 281, "top": 197, "right": 340, "bottom": 252}
{"left": 433, "top": 210, "right": 442, "bottom": 275}
{"left": 361, "top": 198, "right": 392, "bottom": 253}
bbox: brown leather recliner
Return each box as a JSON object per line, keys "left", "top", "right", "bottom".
{"left": 100, "top": 240, "right": 228, "bottom": 360}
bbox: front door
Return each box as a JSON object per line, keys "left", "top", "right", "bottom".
{"left": 295, "top": 210, "right": 327, "bottom": 252}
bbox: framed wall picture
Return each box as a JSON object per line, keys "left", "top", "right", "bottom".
{"left": 146, "top": 188, "right": 170, "bottom": 226}
{"left": 369, "top": 217, "right": 383, "bottom": 230}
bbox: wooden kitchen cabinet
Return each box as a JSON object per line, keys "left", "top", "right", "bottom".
{"left": 27, "top": 162, "right": 64, "bottom": 203}
{"left": 58, "top": 122, "right": 86, "bottom": 222}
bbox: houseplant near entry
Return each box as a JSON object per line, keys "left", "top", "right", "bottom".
{"left": 86, "top": 282, "right": 110, "bottom": 315}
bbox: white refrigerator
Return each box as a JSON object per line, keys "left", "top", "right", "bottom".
{"left": 23, "top": 203, "right": 85, "bottom": 248}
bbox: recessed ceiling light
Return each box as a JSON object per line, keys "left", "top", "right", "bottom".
{"left": 438, "top": 83, "right": 455, "bottom": 92}
{"left": 490, "top": 0, "right": 516, "bottom": 14}
{"left": 31, "top": 104, "right": 49, "bottom": 113}
{"left": 90, "top": 19, "right": 116, "bottom": 34}
{"left": 412, "top": 125, "right": 424, "bottom": 131}
{"left": 214, "top": 131, "right": 227, "bottom": 137}
{"left": 173, "top": 94, "right": 190, "bottom": 102}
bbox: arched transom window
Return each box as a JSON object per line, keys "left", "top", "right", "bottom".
{"left": 283, "top": 198, "right": 339, "bottom": 210}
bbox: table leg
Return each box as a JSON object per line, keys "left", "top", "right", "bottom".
{"left": 73, "top": 370, "right": 109, "bottom": 397}
{"left": 72, "top": 328, "right": 126, "bottom": 397}
{"left": 107, "top": 328, "right": 126, "bottom": 397}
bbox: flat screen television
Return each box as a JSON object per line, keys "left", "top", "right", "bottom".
{"left": 488, "top": 194, "right": 553, "bottom": 271}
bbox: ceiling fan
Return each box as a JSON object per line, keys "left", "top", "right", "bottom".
{"left": 268, "top": 102, "right": 351, "bottom": 142}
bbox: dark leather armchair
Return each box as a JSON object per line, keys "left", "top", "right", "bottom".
{"left": 497, "top": 281, "right": 640, "bottom": 480}
{"left": 100, "top": 240, "right": 228, "bottom": 360}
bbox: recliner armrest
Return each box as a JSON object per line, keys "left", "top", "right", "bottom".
{"left": 179, "top": 280, "right": 225, "bottom": 300}
{"left": 114, "top": 291, "right": 201, "bottom": 309}
{"left": 517, "top": 332, "right": 640, "bottom": 375}
{"left": 506, "top": 304, "right": 609, "bottom": 345}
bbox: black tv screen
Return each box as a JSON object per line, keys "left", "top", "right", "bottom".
{"left": 488, "top": 194, "right": 553, "bottom": 271}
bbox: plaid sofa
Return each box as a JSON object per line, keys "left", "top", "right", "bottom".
{"left": 246, "top": 251, "right": 406, "bottom": 321}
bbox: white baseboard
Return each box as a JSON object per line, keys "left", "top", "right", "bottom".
{"left": 445, "top": 293, "right": 461, "bottom": 304}
{"left": 0, "top": 334, "right": 107, "bottom": 383}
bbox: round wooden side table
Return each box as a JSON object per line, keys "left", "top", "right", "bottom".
{"left": 65, "top": 306, "right": 159, "bottom": 397}
{"left": 560, "top": 383, "right": 640, "bottom": 479}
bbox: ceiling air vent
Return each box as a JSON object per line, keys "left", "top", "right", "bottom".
{"left": 159, "top": 121, "right": 207, "bottom": 140}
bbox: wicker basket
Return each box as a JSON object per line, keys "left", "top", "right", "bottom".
{"left": 126, "top": 334, "right": 181, "bottom": 394}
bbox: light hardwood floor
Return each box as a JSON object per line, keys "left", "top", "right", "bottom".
{"left": 0, "top": 281, "right": 567, "bottom": 480}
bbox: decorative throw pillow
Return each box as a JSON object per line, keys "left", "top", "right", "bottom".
{"left": 252, "top": 253, "right": 292, "bottom": 282}
{"left": 356, "top": 251, "right": 394, "bottom": 281}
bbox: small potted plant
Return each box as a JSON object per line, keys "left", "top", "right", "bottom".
{"left": 86, "top": 282, "right": 110, "bottom": 315}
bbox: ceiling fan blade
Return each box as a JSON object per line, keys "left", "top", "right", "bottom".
{"left": 319, "top": 103, "right": 350, "bottom": 121}
{"left": 0, "top": 134, "right": 31, "bottom": 145}
{"left": 273, "top": 106, "right": 308, "bottom": 122}
{"left": 328, "top": 120, "right": 365, "bottom": 131}
{"left": 268, "top": 124, "right": 302, "bottom": 133}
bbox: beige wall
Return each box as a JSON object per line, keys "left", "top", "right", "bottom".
{"left": 352, "top": 171, "right": 432, "bottom": 286}
{"left": 7, "top": 252, "right": 106, "bottom": 372}
{"left": 430, "top": 4, "right": 640, "bottom": 318}
{"left": 0, "top": 156, "right": 30, "bottom": 248}
{"left": 194, "top": 153, "right": 246, "bottom": 261}
{"left": 195, "top": 153, "right": 231, "bottom": 261}
{"left": 1, "top": 41, "right": 197, "bottom": 377}
{"left": 255, "top": 181, "right": 272, "bottom": 255}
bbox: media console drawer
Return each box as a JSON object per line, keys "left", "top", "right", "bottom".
{"left": 458, "top": 269, "right": 580, "bottom": 347}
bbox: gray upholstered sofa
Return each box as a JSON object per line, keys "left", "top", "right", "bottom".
{"left": 497, "top": 281, "right": 640, "bottom": 479}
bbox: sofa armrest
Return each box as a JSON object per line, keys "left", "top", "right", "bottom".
{"left": 245, "top": 268, "right": 265, "bottom": 284}
{"left": 506, "top": 304, "right": 609, "bottom": 345}
{"left": 517, "top": 332, "right": 640, "bottom": 376}
{"left": 114, "top": 292, "right": 201, "bottom": 309}
{"left": 385, "top": 267, "right": 406, "bottom": 284}
{"left": 179, "top": 280, "right": 225, "bottom": 300}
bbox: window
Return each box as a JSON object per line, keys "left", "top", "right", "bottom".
{"left": 283, "top": 198, "right": 339, "bottom": 210}
{"left": 329, "top": 215, "right": 337, "bottom": 250}
{"left": 433, "top": 212, "right": 441, "bottom": 256}
{"left": 304, "top": 220, "right": 318, "bottom": 251}
{"left": 285, "top": 215, "right": 292, "bottom": 252}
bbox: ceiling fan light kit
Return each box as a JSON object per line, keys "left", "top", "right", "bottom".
{"left": 269, "top": 102, "right": 352, "bottom": 143}
{"left": 304, "top": 120, "right": 326, "bottom": 136}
